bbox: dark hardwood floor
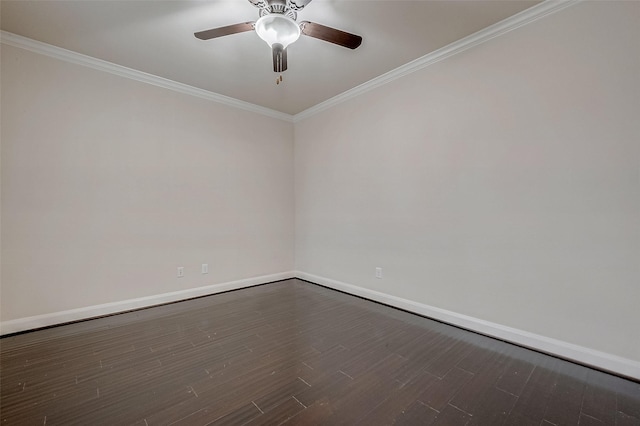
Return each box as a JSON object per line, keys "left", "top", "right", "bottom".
{"left": 1, "top": 279, "right": 638, "bottom": 425}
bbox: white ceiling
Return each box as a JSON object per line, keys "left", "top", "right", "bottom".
{"left": 1, "top": 0, "right": 540, "bottom": 115}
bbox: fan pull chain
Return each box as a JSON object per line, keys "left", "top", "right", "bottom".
{"left": 276, "top": 75, "right": 283, "bottom": 85}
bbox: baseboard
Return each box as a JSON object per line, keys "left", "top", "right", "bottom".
{"left": 0, "top": 271, "right": 296, "bottom": 336}
{"left": 294, "top": 271, "right": 640, "bottom": 381}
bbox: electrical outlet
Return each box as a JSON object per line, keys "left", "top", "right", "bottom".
{"left": 177, "top": 266, "right": 184, "bottom": 278}
{"left": 202, "top": 263, "right": 208, "bottom": 274}
{"left": 375, "top": 267, "right": 383, "bottom": 279}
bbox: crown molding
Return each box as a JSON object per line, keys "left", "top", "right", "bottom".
{"left": 293, "top": 0, "right": 580, "bottom": 123}
{"left": 1, "top": 0, "right": 578, "bottom": 124}
{"left": 0, "top": 30, "right": 294, "bottom": 123}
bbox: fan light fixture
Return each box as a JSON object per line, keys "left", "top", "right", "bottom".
{"left": 255, "top": 14, "right": 301, "bottom": 49}
{"left": 194, "top": 0, "right": 363, "bottom": 74}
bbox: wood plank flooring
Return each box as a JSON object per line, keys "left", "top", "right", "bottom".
{"left": 1, "top": 279, "right": 638, "bottom": 425}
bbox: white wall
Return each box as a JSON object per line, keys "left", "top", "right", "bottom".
{"left": 1, "top": 44, "right": 295, "bottom": 323}
{"left": 295, "top": 0, "right": 640, "bottom": 366}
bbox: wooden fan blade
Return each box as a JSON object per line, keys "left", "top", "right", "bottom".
{"left": 194, "top": 22, "right": 255, "bottom": 40}
{"left": 299, "top": 21, "right": 362, "bottom": 49}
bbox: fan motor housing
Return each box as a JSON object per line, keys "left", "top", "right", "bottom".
{"left": 260, "top": 9, "right": 296, "bottom": 20}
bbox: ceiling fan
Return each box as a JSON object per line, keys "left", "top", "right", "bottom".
{"left": 195, "top": 0, "right": 362, "bottom": 73}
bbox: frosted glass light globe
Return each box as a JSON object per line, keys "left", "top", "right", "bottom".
{"left": 255, "top": 14, "right": 301, "bottom": 49}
